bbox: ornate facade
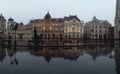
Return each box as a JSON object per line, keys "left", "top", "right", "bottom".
{"left": 84, "top": 16, "right": 112, "bottom": 39}
{"left": 30, "top": 12, "right": 64, "bottom": 39}
{"left": 6, "top": 12, "right": 85, "bottom": 39}
{"left": 64, "top": 16, "right": 84, "bottom": 38}
{"left": 29, "top": 12, "right": 84, "bottom": 39}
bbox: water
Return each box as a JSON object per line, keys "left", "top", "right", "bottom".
{"left": 0, "top": 39, "right": 118, "bottom": 74}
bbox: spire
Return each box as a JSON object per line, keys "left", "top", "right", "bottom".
{"left": 0, "top": 13, "right": 4, "bottom": 18}
{"left": 0, "top": 13, "right": 3, "bottom": 16}
{"left": 92, "top": 15, "right": 97, "bottom": 22}
{"left": 44, "top": 11, "right": 52, "bottom": 19}
{"left": 47, "top": 9, "right": 49, "bottom": 13}
{"left": 0, "top": 13, "right": 6, "bottom": 21}
{"left": 8, "top": 17, "right": 14, "bottom": 21}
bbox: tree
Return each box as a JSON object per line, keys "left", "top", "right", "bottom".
{"left": 12, "top": 23, "right": 19, "bottom": 30}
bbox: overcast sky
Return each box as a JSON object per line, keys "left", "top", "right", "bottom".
{"left": 0, "top": 0, "right": 116, "bottom": 25}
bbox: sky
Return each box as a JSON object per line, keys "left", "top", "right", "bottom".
{"left": 0, "top": 0, "right": 116, "bottom": 25}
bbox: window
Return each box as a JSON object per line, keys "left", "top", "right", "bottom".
{"left": 95, "top": 34, "right": 97, "bottom": 37}
{"left": 73, "top": 20, "right": 75, "bottom": 22}
{"left": 91, "top": 29, "right": 93, "bottom": 32}
{"left": 92, "top": 26, "right": 94, "bottom": 28}
{"left": 105, "top": 27, "right": 107, "bottom": 29}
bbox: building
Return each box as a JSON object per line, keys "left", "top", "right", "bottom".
{"left": 7, "top": 17, "right": 29, "bottom": 39}
{"left": 18, "top": 24, "right": 33, "bottom": 39}
{"left": 109, "top": 27, "right": 114, "bottom": 40}
{"left": 7, "top": 17, "right": 14, "bottom": 31}
{"left": 29, "top": 12, "right": 64, "bottom": 39}
{"left": 64, "top": 16, "right": 84, "bottom": 39}
{"left": 7, "top": 17, "right": 19, "bottom": 39}
{"left": 29, "top": 12, "right": 84, "bottom": 39}
{"left": 0, "top": 14, "right": 6, "bottom": 38}
{"left": 114, "top": 0, "right": 120, "bottom": 39}
{"left": 84, "top": 16, "right": 112, "bottom": 39}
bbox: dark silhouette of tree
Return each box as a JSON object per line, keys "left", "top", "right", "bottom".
{"left": 12, "top": 23, "right": 19, "bottom": 30}
{"left": 20, "top": 22, "right": 24, "bottom": 25}
{"left": 33, "top": 27, "right": 38, "bottom": 39}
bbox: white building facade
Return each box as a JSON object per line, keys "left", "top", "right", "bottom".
{"left": 64, "top": 16, "right": 84, "bottom": 39}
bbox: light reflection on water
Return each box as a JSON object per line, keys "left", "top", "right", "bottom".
{"left": 0, "top": 40, "right": 118, "bottom": 74}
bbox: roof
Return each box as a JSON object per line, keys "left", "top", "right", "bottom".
{"left": 0, "top": 14, "right": 6, "bottom": 21}
{"left": 8, "top": 17, "right": 14, "bottom": 21}
{"left": 86, "top": 16, "right": 112, "bottom": 26}
{"left": 51, "top": 18, "right": 64, "bottom": 22}
{"left": 29, "top": 14, "right": 81, "bottom": 24}
{"left": 19, "top": 24, "right": 33, "bottom": 30}
{"left": 64, "top": 15, "right": 80, "bottom": 22}
{"left": 44, "top": 12, "right": 52, "bottom": 19}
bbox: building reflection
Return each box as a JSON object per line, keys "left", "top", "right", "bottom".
{"left": 7, "top": 44, "right": 19, "bottom": 66}
{"left": 5, "top": 40, "right": 114, "bottom": 65}
{"left": 84, "top": 45, "right": 114, "bottom": 60}
{"left": 30, "top": 47, "right": 83, "bottom": 63}
{"left": 29, "top": 40, "right": 114, "bottom": 63}
{"left": 0, "top": 46, "right": 6, "bottom": 63}
{"left": 114, "top": 40, "right": 120, "bottom": 74}
{"left": 0, "top": 40, "right": 6, "bottom": 63}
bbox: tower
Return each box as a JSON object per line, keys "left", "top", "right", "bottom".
{"left": 6, "top": 17, "right": 15, "bottom": 39}
{"left": 0, "top": 14, "right": 6, "bottom": 38}
{"left": 114, "top": 0, "right": 120, "bottom": 39}
{"left": 7, "top": 17, "right": 14, "bottom": 30}
{"left": 44, "top": 11, "right": 52, "bottom": 20}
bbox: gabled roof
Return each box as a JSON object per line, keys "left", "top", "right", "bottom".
{"left": 86, "top": 16, "right": 112, "bottom": 26}
{"left": 64, "top": 15, "right": 80, "bottom": 22}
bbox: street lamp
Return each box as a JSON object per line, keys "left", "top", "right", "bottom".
{"left": 12, "top": 23, "right": 18, "bottom": 46}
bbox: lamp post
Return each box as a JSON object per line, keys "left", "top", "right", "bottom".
{"left": 15, "top": 29, "right": 16, "bottom": 46}
{"left": 12, "top": 23, "right": 18, "bottom": 46}
{"left": 33, "top": 27, "right": 39, "bottom": 51}
{"left": 33, "top": 27, "right": 38, "bottom": 45}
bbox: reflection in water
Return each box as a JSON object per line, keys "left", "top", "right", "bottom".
{"left": 0, "top": 40, "right": 6, "bottom": 63}
{"left": 115, "top": 41, "right": 120, "bottom": 74}
{"left": 85, "top": 45, "right": 114, "bottom": 60}
{"left": 6, "top": 42, "right": 19, "bottom": 66}
{"left": 0, "top": 46, "right": 6, "bottom": 63}
{"left": 0, "top": 39, "right": 117, "bottom": 74}
{"left": 30, "top": 47, "right": 83, "bottom": 63}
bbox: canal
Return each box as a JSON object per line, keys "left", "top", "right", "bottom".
{"left": 0, "top": 39, "right": 118, "bottom": 74}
